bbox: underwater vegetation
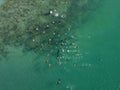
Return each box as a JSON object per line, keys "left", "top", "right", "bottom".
{"left": 0, "top": 0, "right": 101, "bottom": 60}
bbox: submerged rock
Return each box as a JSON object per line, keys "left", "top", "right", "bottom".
{"left": 0, "top": 0, "right": 101, "bottom": 58}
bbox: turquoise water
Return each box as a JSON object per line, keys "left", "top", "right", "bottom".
{"left": 0, "top": 0, "right": 120, "bottom": 90}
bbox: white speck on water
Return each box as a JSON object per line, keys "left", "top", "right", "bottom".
{"left": 50, "top": 10, "right": 53, "bottom": 14}
{"left": 54, "top": 13, "right": 59, "bottom": 17}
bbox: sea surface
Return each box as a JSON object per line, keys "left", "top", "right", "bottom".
{"left": 0, "top": 0, "right": 120, "bottom": 90}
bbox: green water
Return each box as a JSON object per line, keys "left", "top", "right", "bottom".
{"left": 0, "top": 0, "right": 120, "bottom": 90}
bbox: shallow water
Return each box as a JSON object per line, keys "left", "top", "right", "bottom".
{"left": 0, "top": 0, "right": 120, "bottom": 90}
{"left": 0, "top": 0, "right": 5, "bottom": 6}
